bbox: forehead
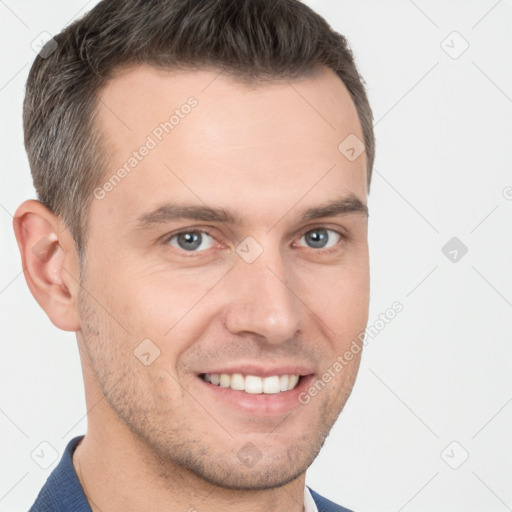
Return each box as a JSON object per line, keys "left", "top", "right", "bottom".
{"left": 92, "top": 65, "right": 367, "bottom": 232}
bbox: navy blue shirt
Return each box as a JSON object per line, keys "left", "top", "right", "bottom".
{"left": 30, "top": 436, "right": 353, "bottom": 511}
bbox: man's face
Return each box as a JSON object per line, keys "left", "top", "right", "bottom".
{"left": 78, "top": 65, "right": 369, "bottom": 489}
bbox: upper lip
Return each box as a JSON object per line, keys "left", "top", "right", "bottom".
{"left": 198, "top": 363, "right": 315, "bottom": 378}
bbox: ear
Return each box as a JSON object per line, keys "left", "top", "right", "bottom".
{"left": 13, "top": 199, "right": 82, "bottom": 331}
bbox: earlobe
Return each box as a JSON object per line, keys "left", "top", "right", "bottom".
{"left": 12, "top": 199, "right": 82, "bottom": 332}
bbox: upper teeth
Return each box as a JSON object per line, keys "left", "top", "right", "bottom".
{"left": 203, "top": 373, "right": 300, "bottom": 394}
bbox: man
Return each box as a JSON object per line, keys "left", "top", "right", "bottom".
{"left": 14, "top": 0, "right": 375, "bottom": 510}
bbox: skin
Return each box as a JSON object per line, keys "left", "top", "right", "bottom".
{"left": 14, "top": 66, "right": 369, "bottom": 512}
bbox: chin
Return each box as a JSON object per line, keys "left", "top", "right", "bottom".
{"left": 142, "top": 427, "right": 329, "bottom": 491}
{"left": 181, "top": 450, "right": 315, "bottom": 490}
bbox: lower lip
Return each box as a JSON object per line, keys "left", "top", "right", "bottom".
{"left": 196, "top": 374, "right": 316, "bottom": 416}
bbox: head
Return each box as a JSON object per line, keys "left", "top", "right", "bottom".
{"left": 15, "top": 0, "right": 374, "bottom": 491}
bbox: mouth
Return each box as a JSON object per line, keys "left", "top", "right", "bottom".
{"left": 195, "top": 365, "right": 316, "bottom": 415}
{"left": 200, "top": 373, "right": 302, "bottom": 394}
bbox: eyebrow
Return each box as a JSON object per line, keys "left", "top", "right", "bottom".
{"left": 132, "top": 193, "right": 368, "bottom": 231}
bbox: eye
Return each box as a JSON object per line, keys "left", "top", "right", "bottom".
{"left": 166, "top": 230, "right": 215, "bottom": 252}
{"left": 297, "top": 228, "right": 342, "bottom": 250}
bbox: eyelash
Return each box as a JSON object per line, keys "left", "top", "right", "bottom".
{"left": 163, "top": 226, "right": 349, "bottom": 256}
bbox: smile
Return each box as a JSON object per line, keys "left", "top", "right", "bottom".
{"left": 201, "top": 373, "right": 301, "bottom": 394}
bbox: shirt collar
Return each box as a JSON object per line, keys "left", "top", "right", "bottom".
{"left": 304, "top": 485, "right": 320, "bottom": 512}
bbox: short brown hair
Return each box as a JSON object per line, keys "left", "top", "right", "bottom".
{"left": 23, "top": 0, "right": 375, "bottom": 262}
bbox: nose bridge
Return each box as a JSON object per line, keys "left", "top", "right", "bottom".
{"left": 222, "top": 243, "right": 301, "bottom": 342}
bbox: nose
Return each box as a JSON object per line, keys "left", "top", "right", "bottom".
{"left": 222, "top": 245, "right": 301, "bottom": 344}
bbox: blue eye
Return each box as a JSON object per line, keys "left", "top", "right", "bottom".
{"left": 167, "top": 231, "right": 215, "bottom": 252}
{"left": 298, "top": 228, "right": 341, "bottom": 249}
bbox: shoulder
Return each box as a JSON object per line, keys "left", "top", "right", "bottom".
{"left": 309, "top": 487, "right": 355, "bottom": 512}
{"left": 29, "top": 435, "right": 91, "bottom": 512}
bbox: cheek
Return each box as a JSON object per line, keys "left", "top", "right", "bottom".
{"left": 298, "top": 258, "right": 369, "bottom": 344}
{"left": 102, "top": 265, "right": 226, "bottom": 347}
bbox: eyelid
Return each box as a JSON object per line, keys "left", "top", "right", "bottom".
{"left": 295, "top": 223, "right": 350, "bottom": 241}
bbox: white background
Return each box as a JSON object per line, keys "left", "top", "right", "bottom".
{"left": 1, "top": 1, "right": 511, "bottom": 511}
